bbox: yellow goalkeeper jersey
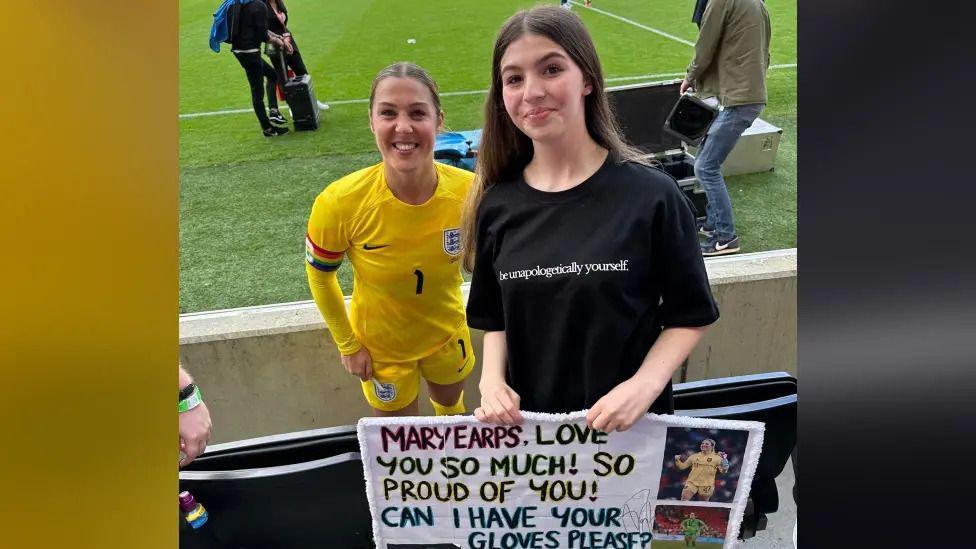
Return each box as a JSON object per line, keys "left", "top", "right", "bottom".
{"left": 678, "top": 452, "right": 726, "bottom": 486}
{"left": 305, "top": 161, "right": 473, "bottom": 362}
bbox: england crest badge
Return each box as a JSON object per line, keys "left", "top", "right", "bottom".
{"left": 442, "top": 228, "right": 461, "bottom": 256}
{"left": 371, "top": 378, "right": 397, "bottom": 403}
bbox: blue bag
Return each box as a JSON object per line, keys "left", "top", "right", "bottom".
{"left": 209, "top": 0, "right": 254, "bottom": 53}
{"left": 434, "top": 130, "right": 482, "bottom": 172}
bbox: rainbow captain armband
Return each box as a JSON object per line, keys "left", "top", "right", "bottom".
{"left": 305, "top": 234, "right": 344, "bottom": 272}
{"left": 178, "top": 385, "right": 203, "bottom": 413}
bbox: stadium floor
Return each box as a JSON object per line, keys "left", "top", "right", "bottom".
{"left": 741, "top": 458, "right": 796, "bottom": 548}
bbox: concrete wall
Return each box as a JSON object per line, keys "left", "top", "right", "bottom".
{"left": 180, "top": 249, "right": 796, "bottom": 444}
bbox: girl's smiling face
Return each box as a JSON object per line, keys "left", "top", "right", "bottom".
{"left": 499, "top": 33, "right": 592, "bottom": 144}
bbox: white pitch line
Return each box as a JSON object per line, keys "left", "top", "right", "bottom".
{"left": 179, "top": 64, "right": 797, "bottom": 120}
{"left": 606, "top": 71, "right": 684, "bottom": 83}
{"left": 181, "top": 107, "right": 254, "bottom": 118}
{"left": 571, "top": 1, "right": 696, "bottom": 47}
{"left": 179, "top": 89, "right": 491, "bottom": 119}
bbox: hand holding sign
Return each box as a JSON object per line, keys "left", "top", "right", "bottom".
{"left": 586, "top": 377, "right": 666, "bottom": 432}
{"left": 474, "top": 381, "right": 523, "bottom": 425}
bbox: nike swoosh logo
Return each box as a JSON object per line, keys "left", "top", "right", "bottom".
{"left": 716, "top": 241, "right": 732, "bottom": 251}
{"left": 363, "top": 244, "right": 389, "bottom": 250}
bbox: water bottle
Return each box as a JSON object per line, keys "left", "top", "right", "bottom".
{"left": 179, "top": 491, "right": 209, "bottom": 529}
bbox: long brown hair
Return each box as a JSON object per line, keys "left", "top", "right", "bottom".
{"left": 460, "top": 5, "right": 647, "bottom": 271}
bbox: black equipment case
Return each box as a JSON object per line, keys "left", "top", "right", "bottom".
{"left": 283, "top": 74, "right": 321, "bottom": 131}
{"left": 606, "top": 80, "right": 718, "bottom": 218}
{"left": 277, "top": 50, "right": 321, "bottom": 131}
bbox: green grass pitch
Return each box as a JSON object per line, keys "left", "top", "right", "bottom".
{"left": 179, "top": 0, "right": 796, "bottom": 313}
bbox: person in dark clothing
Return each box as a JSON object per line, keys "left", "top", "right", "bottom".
{"left": 692, "top": 0, "right": 709, "bottom": 28}
{"left": 231, "top": 0, "right": 291, "bottom": 136}
{"left": 262, "top": 0, "right": 308, "bottom": 126}
{"left": 263, "top": 0, "right": 308, "bottom": 77}
{"left": 461, "top": 6, "right": 718, "bottom": 433}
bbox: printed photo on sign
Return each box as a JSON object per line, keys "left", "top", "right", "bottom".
{"left": 652, "top": 505, "right": 730, "bottom": 548}
{"left": 658, "top": 427, "right": 748, "bottom": 503}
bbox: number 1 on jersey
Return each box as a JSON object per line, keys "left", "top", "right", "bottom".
{"left": 414, "top": 269, "right": 424, "bottom": 294}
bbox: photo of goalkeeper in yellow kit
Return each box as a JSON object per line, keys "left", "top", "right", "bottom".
{"left": 658, "top": 427, "right": 748, "bottom": 503}
{"left": 674, "top": 438, "right": 729, "bottom": 501}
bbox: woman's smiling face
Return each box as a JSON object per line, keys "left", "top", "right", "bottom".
{"left": 369, "top": 77, "right": 443, "bottom": 175}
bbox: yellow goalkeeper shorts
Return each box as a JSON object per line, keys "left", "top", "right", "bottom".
{"left": 362, "top": 323, "right": 475, "bottom": 411}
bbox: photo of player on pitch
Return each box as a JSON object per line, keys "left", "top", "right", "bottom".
{"left": 652, "top": 505, "right": 729, "bottom": 548}
{"left": 658, "top": 427, "right": 749, "bottom": 503}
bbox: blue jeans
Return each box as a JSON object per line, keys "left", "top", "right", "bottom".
{"left": 694, "top": 103, "right": 764, "bottom": 241}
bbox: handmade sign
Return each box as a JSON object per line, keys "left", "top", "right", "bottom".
{"left": 357, "top": 412, "right": 764, "bottom": 549}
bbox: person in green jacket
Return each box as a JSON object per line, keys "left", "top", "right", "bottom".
{"left": 680, "top": 0, "right": 771, "bottom": 257}
{"left": 680, "top": 512, "right": 707, "bottom": 546}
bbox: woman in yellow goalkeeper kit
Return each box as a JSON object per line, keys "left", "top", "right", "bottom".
{"left": 305, "top": 62, "right": 474, "bottom": 416}
{"left": 674, "top": 438, "right": 730, "bottom": 501}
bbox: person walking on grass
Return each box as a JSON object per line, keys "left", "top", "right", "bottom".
{"left": 231, "top": 0, "right": 291, "bottom": 137}
{"left": 681, "top": 0, "right": 771, "bottom": 256}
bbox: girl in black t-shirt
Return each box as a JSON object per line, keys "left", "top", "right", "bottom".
{"left": 462, "top": 5, "right": 719, "bottom": 432}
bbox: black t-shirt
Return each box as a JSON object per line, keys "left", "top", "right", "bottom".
{"left": 263, "top": 0, "right": 290, "bottom": 35}
{"left": 231, "top": 1, "right": 270, "bottom": 51}
{"left": 467, "top": 156, "right": 719, "bottom": 415}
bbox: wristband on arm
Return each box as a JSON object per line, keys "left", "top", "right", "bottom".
{"left": 178, "top": 384, "right": 203, "bottom": 413}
